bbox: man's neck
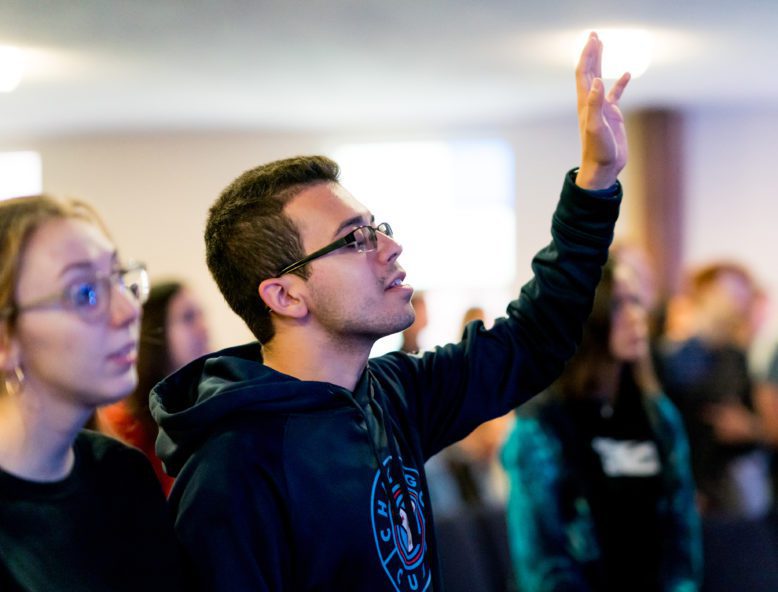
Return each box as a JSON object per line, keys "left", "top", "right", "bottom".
{"left": 261, "top": 331, "right": 372, "bottom": 391}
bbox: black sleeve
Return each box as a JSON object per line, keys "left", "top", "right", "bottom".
{"left": 371, "top": 170, "right": 621, "bottom": 458}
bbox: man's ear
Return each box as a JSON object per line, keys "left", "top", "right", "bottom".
{"left": 258, "top": 277, "right": 309, "bottom": 319}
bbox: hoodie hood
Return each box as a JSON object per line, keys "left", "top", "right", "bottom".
{"left": 150, "top": 342, "right": 350, "bottom": 476}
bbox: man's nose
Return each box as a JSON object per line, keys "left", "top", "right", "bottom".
{"left": 376, "top": 231, "right": 402, "bottom": 264}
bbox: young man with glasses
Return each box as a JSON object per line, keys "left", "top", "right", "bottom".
{"left": 152, "top": 33, "right": 630, "bottom": 591}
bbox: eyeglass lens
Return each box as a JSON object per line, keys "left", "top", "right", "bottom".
{"left": 352, "top": 223, "right": 393, "bottom": 253}
{"left": 121, "top": 266, "right": 149, "bottom": 302}
{"left": 352, "top": 226, "right": 376, "bottom": 252}
{"left": 67, "top": 267, "right": 149, "bottom": 321}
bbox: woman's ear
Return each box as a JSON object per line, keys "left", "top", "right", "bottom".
{"left": 0, "top": 322, "right": 20, "bottom": 374}
{"left": 258, "top": 277, "right": 309, "bottom": 319}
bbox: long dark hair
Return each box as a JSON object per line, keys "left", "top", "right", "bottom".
{"left": 124, "top": 281, "right": 183, "bottom": 423}
{"left": 553, "top": 258, "right": 649, "bottom": 402}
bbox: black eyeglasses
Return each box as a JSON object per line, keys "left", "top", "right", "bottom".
{"left": 1, "top": 262, "right": 150, "bottom": 323}
{"left": 277, "top": 222, "right": 393, "bottom": 277}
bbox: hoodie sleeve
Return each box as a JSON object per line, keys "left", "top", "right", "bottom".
{"left": 371, "top": 170, "right": 621, "bottom": 458}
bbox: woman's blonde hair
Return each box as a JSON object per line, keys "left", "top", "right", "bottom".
{"left": 0, "top": 195, "right": 108, "bottom": 393}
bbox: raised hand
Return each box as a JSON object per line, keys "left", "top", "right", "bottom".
{"left": 575, "top": 32, "right": 630, "bottom": 190}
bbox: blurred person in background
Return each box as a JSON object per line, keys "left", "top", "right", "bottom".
{"left": 0, "top": 195, "right": 184, "bottom": 590}
{"left": 502, "top": 257, "right": 701, "bottom": 592}
{"left": 98, "top": 280, "right": 210, "bottom": 495}
{"left": 610, "top": 242, "right": 661, "bottom": 338}
{"left": 656, "top": 262, "right": 771, "bottom": 519}
{"left": 756, "top": 343, "right": 778, "bottom": 509}
{"left": 427, "top": 305, "right": 512, "bottom": 516}
{"left": 399, "top": 290, "right": 428, "bottom": 353}
{"left": 461, "top": 306, "right": 487, "bottom": 328}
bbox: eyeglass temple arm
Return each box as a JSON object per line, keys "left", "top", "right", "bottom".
{"left": 276, "top": 237, "right": 352, "bottom": 277}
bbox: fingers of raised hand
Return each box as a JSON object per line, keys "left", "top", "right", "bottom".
{"left": 587, "top": 78, "right": 605, "bottom": 106}
{"left": 606, "top": 72, "right": 631, "bottom": 104}
{"left": 576, "top": 33, "right": 603, "bottom": 89}
{"left": 580, "top": 78, "right": 605, "bottom": 134}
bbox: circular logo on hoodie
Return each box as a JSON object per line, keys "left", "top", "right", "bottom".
{"left": 370, "top": 456, "right": 431, "bottom": 592}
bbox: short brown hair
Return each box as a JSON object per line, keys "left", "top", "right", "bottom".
{"left": 205, "top": 155, "right": 340, "bottom": 344}
{"left": 686, "top": 261, "right": 756, "bottom": 300}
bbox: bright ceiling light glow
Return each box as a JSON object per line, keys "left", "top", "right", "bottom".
{"left": 574, "top": 29, "right": 654, "bottom": 79}
{"left": 0, "top": 45, "right": 25, "bottom": 92}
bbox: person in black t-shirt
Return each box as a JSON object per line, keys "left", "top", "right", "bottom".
{"left": 0, "top": 195, "right": 185, "bottom": 591}
{"left": 502, "top": 257, "right": 702, "bottom": 592}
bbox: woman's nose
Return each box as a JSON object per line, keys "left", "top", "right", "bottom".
{"left": 109, "top": 283, "right": 141, "bottom": 327}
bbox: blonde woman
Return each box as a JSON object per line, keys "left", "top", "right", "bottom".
{"left": 0, "top": 195, "right": 184, "bottom": 590}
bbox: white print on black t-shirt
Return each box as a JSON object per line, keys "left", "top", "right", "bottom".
{"left": 591, "top": 438, "right": 661, "bottom": 477}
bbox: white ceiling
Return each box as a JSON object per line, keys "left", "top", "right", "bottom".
{"left": 2, "top": 0, "right": 777, "bottom": 136}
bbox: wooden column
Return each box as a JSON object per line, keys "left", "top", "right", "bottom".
{"left": 622, "top": 109, "right": 685, "bottom": 300}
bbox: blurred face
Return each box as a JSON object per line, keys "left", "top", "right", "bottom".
{"left": 284, "top": 182, "right": 415, "bottom": 344}
{"left": 698, "top": 271, "right": 755, "bottom": 344}
{"left": 609, "top": 266, "right": 649, "bottom": 363}
{"left": 10, "top": 218, "right": 141, "bottom": 410}
{"left": 166, "top": 287, "right": 210, "bottom": 371}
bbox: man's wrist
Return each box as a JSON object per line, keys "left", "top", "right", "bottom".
{"left": 571, "top": 168, "right": 619, "bottom": 195}
{"left": 574, "top": 164, "right": 620, "bottom": 191}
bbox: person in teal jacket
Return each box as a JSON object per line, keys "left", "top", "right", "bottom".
{"left": 502, "top": 258, "right": 702, "bottom": 592}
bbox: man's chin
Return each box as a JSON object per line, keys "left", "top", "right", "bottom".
{"left": 399, "top": 310, "right": 416, "bottom": 332}
{"left": 371, "top": 311, "right": 416, "bottom": 340}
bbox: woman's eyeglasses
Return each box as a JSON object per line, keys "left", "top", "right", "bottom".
{"left": 1, "top": 262, "right": 150, "bottom": 323}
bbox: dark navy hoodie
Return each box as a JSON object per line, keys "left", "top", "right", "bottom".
{"left": 151, "top": 170, "right": 621, "bottom": 591}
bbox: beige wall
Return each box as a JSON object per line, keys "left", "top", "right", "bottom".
{"left": 1, "top": 132, "right": 330, "bottom": 350}
{"left": 684, "top": 108, "right": 778, "bottom": 370}
{"left": 2, "top": 107, "right": 777, "bottom": 367}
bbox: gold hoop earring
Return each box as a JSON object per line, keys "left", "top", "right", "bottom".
{"left": 3, "top": 366, "right": 25, "bottom": 396}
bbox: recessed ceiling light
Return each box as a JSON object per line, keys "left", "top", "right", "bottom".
{"left": 575, "top": 29, "right": 654, "bottom": 79}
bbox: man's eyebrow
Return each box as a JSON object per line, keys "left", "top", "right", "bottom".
{"left": 333, "top": 214, "right": 373, "bottom": 238}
